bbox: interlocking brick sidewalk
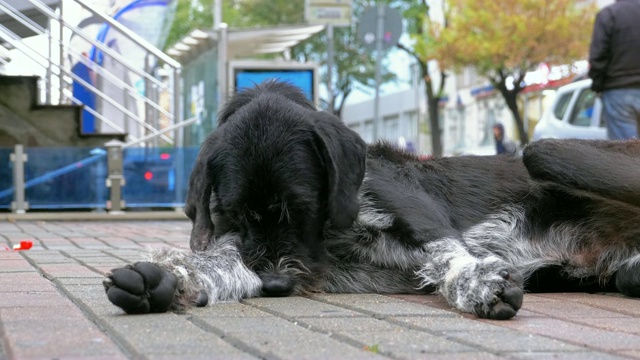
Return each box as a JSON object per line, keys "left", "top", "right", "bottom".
{"left": 1, "top": 219, "right": 640, "bottom": 359}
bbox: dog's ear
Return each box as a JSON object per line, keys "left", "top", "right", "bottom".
{"left": 312, "top": 111, "right": 367, "bottom": 229}
{"left": 185, "top": 142, "right": 216, "bottom": 252}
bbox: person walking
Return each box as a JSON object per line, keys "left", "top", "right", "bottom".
{"left": 492, "top": 123, "right": 517, "bottom": 156}
{"left": 588, "top": 0, "right": 640, "bottom": 140}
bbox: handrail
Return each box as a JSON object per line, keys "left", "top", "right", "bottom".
{"left": 69, "top": 53, "right": 174, "bottom": 120}
{"left": 0, "top": 26, "right": 127, "bottom": 135}
{"left": 0, "top": 24, "right": 174, "bottom": 144}
{"left": 0, "top": 2, "right": 47, "bottom": 35}
{"left": 71, "top": 0, "right": 181, "bottom": 69}
{"left": 4, "top": 0, "right": 184, "bottom": 149}
{"left": 0, "top": 24, "right": 48, "bottom": 68}
{"left": 26, "top": 0, "right": 173, "bottom": 92}
{"left": 123, "top": 117, "right": 199, "bottom": 148}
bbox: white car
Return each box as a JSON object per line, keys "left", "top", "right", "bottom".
{"left": 532, "top": 79, "right": 607, "bottom": 141}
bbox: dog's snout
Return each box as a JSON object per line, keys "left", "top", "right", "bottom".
{"left": 260, "top": 274, "right": 293, "bottom": 297}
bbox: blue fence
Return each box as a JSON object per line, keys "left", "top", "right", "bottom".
{"left": 0, "top": 146, "right": 199, "bottom": 210}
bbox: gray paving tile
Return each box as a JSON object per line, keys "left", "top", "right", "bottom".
{"left": 445, "top": 330, "right": 586, "bottom": 353}
{"left": 194, "top": 316, "right": 391, "bottom": 359}
{"left": 101, "top": 314, "right": 257, "bottom": 359}
{"left": 243, "top": 296, "right": 366, "bottom": 318}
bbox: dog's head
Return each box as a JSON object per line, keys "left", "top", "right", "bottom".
{"left": 185, "top": 81, "right": 367, "bottom": 296}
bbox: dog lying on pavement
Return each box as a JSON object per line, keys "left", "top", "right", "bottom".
{"left": 103, "top": 81, "right": 640, "bottom": 320}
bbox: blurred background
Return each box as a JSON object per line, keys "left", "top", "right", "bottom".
{"left": 0, "top": 0, "right": 609, "bottom": 213}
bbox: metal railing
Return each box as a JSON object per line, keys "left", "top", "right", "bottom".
{"left": 0, "top": 0, "right": 182, "bottom": 145}
{"left": 6, "top": 117, "right": 199, "bottom": 214}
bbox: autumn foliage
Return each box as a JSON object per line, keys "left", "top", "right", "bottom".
{"left": 432, "top": 0, "right": 597, "bottom": 144}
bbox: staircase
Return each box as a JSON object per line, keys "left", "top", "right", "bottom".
{"left": 0, "top": 0, "right": 182, "bottom": 148}
{"left": 0, "top": 75, "right": 125, "bottom": 147}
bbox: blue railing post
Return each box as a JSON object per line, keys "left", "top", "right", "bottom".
{"left": 105, "top": 139, "right": 125, "bottom": 214}
{"left": 10, "top": 144, "right": 29, "bottom": 214}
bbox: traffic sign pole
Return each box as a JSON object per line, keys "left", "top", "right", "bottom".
{"left": 373, "top": 3, "right": 384, "bottom": 141}
{"left": 327, "top": 23, "right": 334, "bottom": 113}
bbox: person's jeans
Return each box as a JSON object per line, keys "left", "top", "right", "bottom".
{"left": 601, "top": 88, "right": 640, "bottom": 140}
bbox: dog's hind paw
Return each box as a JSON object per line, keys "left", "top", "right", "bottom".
{"left": 444, "top": 257, "right": 524, "bottom": 320}
{"left": 103, "top": 262, "right": 177, "bottom": 314}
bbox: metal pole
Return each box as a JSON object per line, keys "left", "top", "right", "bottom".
{"left": 174, "top": 146, "right": 185, "bottom": 212}
{"left": 413, "top": 63, "right": 421, "bottom": 152}
{"left": 10, "top": 145, "right": 28, "bottom": 214}
{"left": 217, "top": 23, "right": 228, "bottom": 113}
{"left": 105, "top": 140, "right": 125, "bottom": 214}
{"left": 144, "top": 52, "right": 152, "bottom": 146}
{"left": 173, "top": 67, "right": 182, "bottom": 147}
{"left": 373, "top": 3, "right": 385, "bottom": 141}
{"left": 47, "top": 30, "right": 52, "bottom": 103}
{"left": 58, "top": 1, "right": 64, "bottom": 103}
{"left": 214, "top": 0, "right": 222, "bottom": 30}
{"left": 326, "top": 24, "right": 334, "bottom": 113}
{"left": 123, "top": 88, "right": 130, "bottom": 139}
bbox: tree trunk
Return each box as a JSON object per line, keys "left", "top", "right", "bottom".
{"left": 425, "top": 78, "right": 443, "bottom": 157}
{"left": 334, "top": 88, "right": 351, "bottom": 119}
{"left": 495, "top": 84, "right": 529, "bottom": 146}
{"left": 395, "top": 44, "right": 445, "bottom": 156}
{"left": 418, "top": 60, "right": 443, "bottom": 157}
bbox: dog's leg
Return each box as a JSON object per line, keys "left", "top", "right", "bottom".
{"left": 523, "top": 139, "right": 640, "bottom": 207}
{"left": 615, "top": 255, "right": 640, "bottom": 297}
{"left": 103, "top": 234, "right": 262, "bottom": 314}
{"left": 416, "top": 237, "right": 524, "bottom": 320}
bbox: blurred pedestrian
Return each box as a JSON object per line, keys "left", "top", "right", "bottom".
{"left": 588, "top": 0, "right": 640, "bottom": 140}
{"left": 492, "top": 123, "right": 517, "bottom": 156}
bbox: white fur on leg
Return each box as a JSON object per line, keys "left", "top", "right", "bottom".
{"left": 147, "top": 234, "right": 262, "bottom": 308}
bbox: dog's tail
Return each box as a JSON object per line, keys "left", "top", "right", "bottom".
{"left": 523, "top": 139, "right": 640, "bottom": 207}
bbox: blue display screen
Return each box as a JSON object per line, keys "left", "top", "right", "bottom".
{"left": 235, "top": 70, "right": 315, "bottom": 101}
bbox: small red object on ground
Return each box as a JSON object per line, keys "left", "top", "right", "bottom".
{"left": 13, "top": 240, "right": 33, "bottom": 251}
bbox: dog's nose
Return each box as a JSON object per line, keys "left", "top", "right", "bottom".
{"left": 260, "top": 274, "right": 293, "bottom": 297}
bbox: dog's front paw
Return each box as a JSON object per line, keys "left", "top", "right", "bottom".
{"left": 103, "top": 262, "right": 177, "bottom": 314}
{"left": 444, "top": 257, "right": 523, "bottom": 320}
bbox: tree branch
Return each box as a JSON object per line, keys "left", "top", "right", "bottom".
{"left": 397, "top": 42, "right": 422, "bottom": 64}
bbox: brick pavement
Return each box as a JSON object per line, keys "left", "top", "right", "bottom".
{"left": 1, "top": 219, "right": 640, "bottom": 359}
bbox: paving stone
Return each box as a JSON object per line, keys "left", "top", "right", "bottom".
{"left": 1, "top": 309, "right": 127, "bottom": 359}
{"left": 100, "top": 314, "right": 257, "bottom": 359}
{"left": 244, "top": 296, "right": 366, "bottom": 318}
{"left": 0, "top": 259, "right": 37, "bottom": 272}
{"left": 524, "top": 301, "right": 631, "bottom": 318}
{"left": 192, "top": 302, "right": 278, "bottom": 318}
{"left": 388, "top": 315, "right": 506, "bottom": 332}
{"left": 486, "top": 317, "right": 640, "bottom": 352}
{"left": 3, "top": 220, "right": 640, "bottom": 360}
{"left": 0, "top": 290, "right": 70, "bottom": 307}
{"left": 445, "top": 329, "right": 585, "bottom": 353}
{"left": 511, "top": 351, "right": 631, "bottom": 359}
{"left": 181, "top": 316, "right": 389, "bottom": 360}
{"left": 537, "top": 293, "right": 640, "bottom": 317}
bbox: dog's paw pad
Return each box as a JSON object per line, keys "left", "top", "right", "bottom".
{"left": 104, "top": 262, "right": 177, "bottom": 314}
{"left": 479, "top": 268, "right": 524, "bottom": 320}
{"left": 485, "top": 283, "right": 524, "bottom": 320}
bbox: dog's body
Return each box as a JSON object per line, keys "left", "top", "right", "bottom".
{"left": 104, "top": 81, "right": 640, "bottom": 320}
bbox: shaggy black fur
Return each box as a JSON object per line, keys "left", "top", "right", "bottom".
{"left": 104, "top": 81, "right": 640, "bottom": 320}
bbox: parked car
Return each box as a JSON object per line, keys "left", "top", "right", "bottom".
{"left": 532, "top": 79, "right": 607, "bottom": 141}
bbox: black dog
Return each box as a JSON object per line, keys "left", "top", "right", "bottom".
{"left": 103, "top": 81, "right": 640, "bottom": 320}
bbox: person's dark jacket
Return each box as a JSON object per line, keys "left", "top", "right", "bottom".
{"left": 588, "top": 0, "right": 640, "bottom": 93}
